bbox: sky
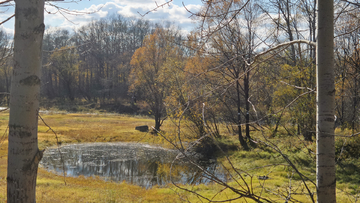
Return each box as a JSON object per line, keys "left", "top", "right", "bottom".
{"left": 0, "top": 0, "right": 203, "bottom": 35}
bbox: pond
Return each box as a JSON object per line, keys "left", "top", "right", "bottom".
{"left": 40, "top": 142, "right": 225, "bottom": 188}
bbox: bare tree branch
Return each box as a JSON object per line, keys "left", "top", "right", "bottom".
{"left": 0, "top": 0, "right": 12, "bottom": 5}
{"left": 341, "top": 0, "right": 360, "bottom": 7}
{"left": 280, "top": 80, "right": 315, "bottom": 91}
{"left": 38, "top": 114, "right": 67, "bottom": 185}
{"left": 0, "top": 13, "right": 14, "bottom": 25}
{"left": 137, "top": 0, "right": 173, "bottom": 17}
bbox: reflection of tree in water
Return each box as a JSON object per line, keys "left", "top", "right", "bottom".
{"left": 40, "top": 143, "right": 224, "bottom": 188}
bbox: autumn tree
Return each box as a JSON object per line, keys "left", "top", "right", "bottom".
{"left": 129, "top": 28, "right": 183, "bottom": 131}
{"left": 183, "top": 0, "right": 265, "bottom": 149}
{"left": 167, "top": 50, "right": 216, "bottom": 139}
{"left": 268, "top": 62, "right": 316, "bottom": 140}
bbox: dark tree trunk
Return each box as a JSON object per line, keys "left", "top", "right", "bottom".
{"left": 236, "top": 80, "right": 248, "bottom": 149}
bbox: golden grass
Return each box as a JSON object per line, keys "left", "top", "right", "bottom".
{"left": 0, "top": 110, "right": 359, "bottom": 202}
{"left": 0, "top": 111, "right": 189, "bottom": 202}
{"left": 35, "top": 170, "right": 184, "bottom": 203}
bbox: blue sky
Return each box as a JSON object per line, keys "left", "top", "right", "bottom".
{"left": 0, "top": 0, "right": 203, "bottom": 35}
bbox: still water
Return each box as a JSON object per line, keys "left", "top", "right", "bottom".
{"left": 40, "top": 142, "right": 224, "bottom": 188}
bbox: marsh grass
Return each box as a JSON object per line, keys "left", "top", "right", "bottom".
{"left": 0, "top": 110, "right": 359, "bottom": 202}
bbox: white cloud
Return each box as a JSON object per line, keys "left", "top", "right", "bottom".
{"left": 0, "top": 24, "right": 14, "bottom": 37}
{"left": 0, "top": 7, "right": 15, "bottom": 36}
{"left": 1, "top": 1, "right": 202, "bottom": 36}
{"left": 113, "top": 0, "right": 168, "bottom": 8}
{"left": 43, "top": 0, "right": 201, "bottom": 33}
{"left": 44, "top": 2, "right": 110, "bottom": 30}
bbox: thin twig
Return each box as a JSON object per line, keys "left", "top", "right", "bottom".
{"left": 137, "top": 0, "right": 173, "bottom": 17}
{"left": 38, "top": 113, "right": 67, "bottom": 185}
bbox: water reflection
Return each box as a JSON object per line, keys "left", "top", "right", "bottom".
{"left": 40, "top": 143, "right": 224, "bottom": 188}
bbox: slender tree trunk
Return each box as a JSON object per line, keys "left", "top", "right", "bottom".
{"left": 236, "top": 79, "right": 248, "bottom": 149}
{"left": 154, "top": 106, "right": 161, "bottom": 132}
{"left": 4, "top": 69, "right": 10, "bottom": 105}
{"left": 244, "top": 72, "right": 251, "bottom": 140}
{"left": 316, "top": 1, "right": 336, "bottom": 202}
{"left": 154, "top": 95, "right": 162, "bottom": 132}
{"left": 340, "top": 74, "right": 345, "bottom": 130}
{"left": 351, "top": 77, "right": 358, "bottom": 133}
{"left": 54, "top": 71, "right": 58, "bottom": 97}
{"left": 7, "top": 0, "right": 45, "bottom": 202}
{"left": 311, "top": 1, "right": 317, "bottom": 59}
{"left": 154, "top": 115, "right": 161, "bottom": 132}
{"left": 48, "top": 72, "right": 53, "bottom": 99}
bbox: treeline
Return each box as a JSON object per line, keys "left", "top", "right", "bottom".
{"left": 41, "top": 16, "right": 158, "bottom": 106}
{"left": 0, "top": 1, "right": 360, "bottom": 144}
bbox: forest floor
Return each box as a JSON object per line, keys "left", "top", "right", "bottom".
{"left": 0, "top": 109, "right": 359, "bottom": 202}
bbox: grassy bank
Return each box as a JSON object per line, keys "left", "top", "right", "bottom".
{"left": 0, "top": 110, "right": 359, "bottom": 202}
{"left": 0, "top": 111, "right": 189, "bottom": 202}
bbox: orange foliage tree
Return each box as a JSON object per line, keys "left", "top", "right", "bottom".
{"left": 129, "top": 28, "right": 183, "bottom": 131}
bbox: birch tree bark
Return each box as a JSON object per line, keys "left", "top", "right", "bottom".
{"left": 7, "top": 0, "right": 45, "bottom": 202}
{"left": 316, "top": 1, "right": 336, "bottom": 202}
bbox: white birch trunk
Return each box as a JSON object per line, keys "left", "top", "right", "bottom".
{"left": 7, "top": 0, "right": 45, "bottom": 202}
{"left": 316, "top": 1, "right": 336, "bottom": 202}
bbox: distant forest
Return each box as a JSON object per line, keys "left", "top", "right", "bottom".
{"left": 1, "top": 1, "right": 360, "bottom": 140}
